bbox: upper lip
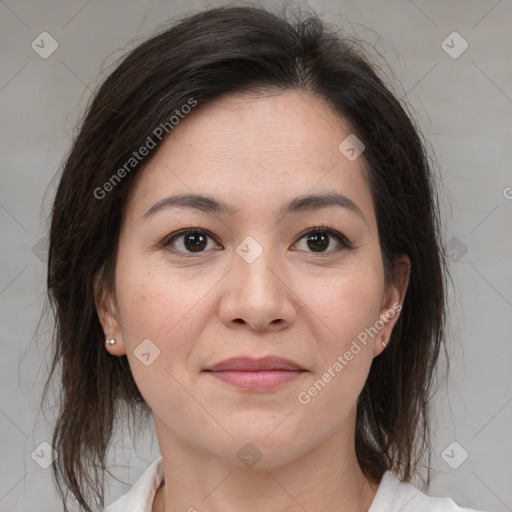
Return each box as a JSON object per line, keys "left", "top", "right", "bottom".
{"left": 205, "top": 356, "right": 304, "bottom": 372}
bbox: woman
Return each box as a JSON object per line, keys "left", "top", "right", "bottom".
{"left": 43, "top": 5, "right": 489, "bottom": 512}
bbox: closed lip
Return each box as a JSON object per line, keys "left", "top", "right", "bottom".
{"left": 204, "top": 356, "right": 305, "bottom": 372}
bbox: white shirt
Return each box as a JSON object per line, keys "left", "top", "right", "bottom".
{"left": 105, "top": 456, "right": 487, "bottom": 512}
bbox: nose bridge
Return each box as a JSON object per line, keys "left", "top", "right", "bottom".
{"left": 234, "top": 234, "right": 281, "bottom": 295}
{"left": 218, "top": 233, "right": 296, "bottom": 330}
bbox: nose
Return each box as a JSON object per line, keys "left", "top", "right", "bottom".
{"left": 218, "top": 242, "right": 297, "bottom": 332}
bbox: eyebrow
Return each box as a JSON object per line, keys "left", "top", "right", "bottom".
{"left": 143, "top": 191, "right": 365, "bottom": 221}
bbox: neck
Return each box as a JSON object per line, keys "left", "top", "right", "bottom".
{"left": 153, "top": 414, "right": 379, "bottom": 512}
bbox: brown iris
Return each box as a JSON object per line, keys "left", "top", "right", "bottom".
{"left": 306, "top": 231, "right": 330, "bottom": 252}
{"left": 183, "top": 232, "right": 208, "bottom": 252}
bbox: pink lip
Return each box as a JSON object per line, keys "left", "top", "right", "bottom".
{"left": 204, "top": 356, "right": 306, "bottom": 391}
{"left": 206, "top": 356, "right": 303, "bottom": 372}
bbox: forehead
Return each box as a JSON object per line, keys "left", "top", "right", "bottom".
{"left": 123, "top": 90, "right": 376, "bottom": 227}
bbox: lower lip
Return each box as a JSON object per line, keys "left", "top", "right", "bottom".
{"left": 206, "top": 370, "right": 305, "bottom": 391}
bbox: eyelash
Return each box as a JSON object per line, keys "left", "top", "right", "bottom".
{"left": 161, "top": 225, "right": 354, "bottom": 257}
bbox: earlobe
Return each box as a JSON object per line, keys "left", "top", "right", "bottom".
{"left": 93, "top": 272, "right": 126, "bottom": 356}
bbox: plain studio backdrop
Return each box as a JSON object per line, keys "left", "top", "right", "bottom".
{"left": 0, "top": 1, "right": 511, "bottom": 510}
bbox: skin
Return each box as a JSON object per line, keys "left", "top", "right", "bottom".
{"left": 96, "top": 90, "right": 410, "bottom": 512}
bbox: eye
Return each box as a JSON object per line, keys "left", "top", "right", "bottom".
{"left": 162, "top": 226, "right": 353, "bottom": 257}
{"left": 163, "top": 229, "right": 222, "bottom": 255}
{"left": 293, "top": 226, "right": 353, "bottom": 254}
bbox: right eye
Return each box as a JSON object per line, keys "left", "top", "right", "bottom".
{"left": 163, "top": 228, "right": 223, "bottom": 256}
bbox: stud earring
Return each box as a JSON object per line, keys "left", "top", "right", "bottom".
{"left": 106, "top": 338, "right": 117, "bottom": 346}
{"left": 381, "top": 335, "right": 387, "bottom": 348}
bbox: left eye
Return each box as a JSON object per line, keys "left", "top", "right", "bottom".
{"left": 293, "top": 228, "right": 352, "bottom": 253}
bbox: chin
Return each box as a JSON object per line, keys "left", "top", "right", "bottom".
{"left": 209, "top": 424, "right": 312, "bottom": 470}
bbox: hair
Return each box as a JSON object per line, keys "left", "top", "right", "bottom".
{"left": 42, "top": 4, "right": 449, "bottom": 511}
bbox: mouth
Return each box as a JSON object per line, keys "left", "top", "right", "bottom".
{"left": 203, "top": 356, "right": 307, "bottom": 391}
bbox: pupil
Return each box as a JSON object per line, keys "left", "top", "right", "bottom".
{"left": 185, "top": 232, "right": 207, "bottom": 252}
{"left": 307, "top": 232, "right": 329, "bottom": 252}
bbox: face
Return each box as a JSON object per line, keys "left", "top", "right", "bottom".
{"left": 97, "top": 90, "right": 409, "bottom": 469}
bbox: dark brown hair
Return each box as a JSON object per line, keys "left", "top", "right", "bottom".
{"left": 42, "top": 5, "right": 449, "bottom": 511}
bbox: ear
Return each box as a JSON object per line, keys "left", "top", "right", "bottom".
{"left": 373, "top": 254, "right": 411, "bottom": 357}
{"left": 94, "top": 270, "right": 126, "bottom": 357}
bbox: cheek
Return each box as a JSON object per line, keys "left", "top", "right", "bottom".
{"left": 114, "top": 248, "right": 210, "bottom": 339}
{"left": 113, "top": 270, "right": 205, "bottom": 417}
{"left": 299, "top": 258, "right": 385, "bottom": 344}
{"left": 294, "top": 276, "right": 379, "bottom": 423}
{"left": 113, "top": 249, "right": 227, "bottom": 398}
{"left": 292, "top": 259, "right": 384, "bottom": 400}
{"left": 112, "top": 258, "right": 221, "bottom": 448}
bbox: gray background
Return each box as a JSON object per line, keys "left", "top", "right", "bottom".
{"left": 1, "top": 0, "right": 511, "bottom": 510}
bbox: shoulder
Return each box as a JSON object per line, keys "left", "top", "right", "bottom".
{"left": 104, "top": 456, "right": 164, "bottom": 512}
{"left": 369, "top": 471, "right": 489, "bottom": 512}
